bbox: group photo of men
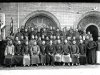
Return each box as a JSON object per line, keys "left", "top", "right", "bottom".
{"left": 0, "top": 25, "right": 99, "bottom": 68}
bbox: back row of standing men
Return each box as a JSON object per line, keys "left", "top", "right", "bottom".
{"left": 4, "top": 26, "right": 98, "bottom": 66}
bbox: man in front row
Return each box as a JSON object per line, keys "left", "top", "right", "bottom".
{"left": 46, "top": 40, "right": 55, "bottom": 66}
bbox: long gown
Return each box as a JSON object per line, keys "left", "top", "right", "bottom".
{"left": 71, "top": 44, "right": 79, "bottom": 64}
{"left": 78, "top": 43, "right": 87, "bottom": 65}
{"left": 30, "top": 45, "right": 40, "bottom": 65}
{"left": 40, "top": 44, "right": 46, "bottom": 64}
{"left": 87, "top": 41, "right": 97, "bottom": 64}
{"left": 4, "top": 45, "right": 15, "bottom": 66}
{"left": 62, "top": 43, "right": 72, "bottom": 63}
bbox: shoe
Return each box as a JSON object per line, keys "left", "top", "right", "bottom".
{"left": 68, "top": 63, "right": 70, "bottom": 66}
{"left": 44, "top": 64, "right": 45, "bottom": 66}
{"left": 36, "top": 64, "right": 38, "bottom": 66}
{"left": 63, "top": 63, "right": 65, "bottom": 66}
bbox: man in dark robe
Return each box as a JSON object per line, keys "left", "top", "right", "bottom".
{"left": 62, "top": 39, "right": 72, "bottom": 66}
{"left": 22, "top": 41, "right": 30, "bottom": 66}
{"left": 45, "top": 40, "right": 56, "bottom": 66}
{"left": 28, "top": 28, "right": 35, "bottom": 40}
{"left": 20, "top": 26, "right": 25, "bottom": 35}
{"left": 55, "top": 40, "right": 63, "bottom": 64}
{"left": 23, "top": 29, "right": 29, "bottom": 39}
{"left": 40, "top": 41, "right": 46, "bottom": 65}
{"left": 0, "top": 39, "right": 7, "bottom": 66}
{"left": 78, "top": 40, "right": 87, "bottom": 65}
{"left": 15, "top": 28, "right": 23, "bottom": 40}
{"left": 87, "top": 37, "right": 97, "bottom": 64}
{"left": 96, "top": 37, "right": 100, "bottom": 64}
{"left": 71, "top": 40, "right": 79, "bottom": 66}
{"left": 13, "top": 41, "right": 23, "bottom": 66}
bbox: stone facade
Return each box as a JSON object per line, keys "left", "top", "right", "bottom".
{"left": 0, "top": 3, "right": 100, "bottom": 37}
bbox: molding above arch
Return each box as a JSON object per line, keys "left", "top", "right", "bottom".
{"left": 21, "top": 10, "right": 61, "bottom": 29}
{"left": 77, "top": 11, "right": 100, "bottom": 32}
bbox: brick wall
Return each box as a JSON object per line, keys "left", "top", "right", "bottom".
{"left": 0, "top": 3, "right": 100, "bottom": 37}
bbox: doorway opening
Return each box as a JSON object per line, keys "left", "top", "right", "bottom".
{"left": 86, "top": 25, "right": 98, "bottom": 41}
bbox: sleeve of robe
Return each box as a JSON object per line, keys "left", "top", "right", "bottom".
{"left": 60, "top": 45, "right": 63, "bottom": 54}
{"left": 45, "top": 46, "right": 48, "bottom": 54}
{"left": 12, "top": 45, "right": 15, "bottom": 55}
{"left": 5, "top": 46, "right": 8, "bottom": 56}
{"left": 14, "top": 46, "right": 17, "bottom": 55}
{"left": 76, "top": 45, "right": 79, "bottom": 54}
{"left": 37, "top": 45, "right": 40, "bottom": 55}
{"left": 53, "top": 46, "right": 56, "bottom": 55}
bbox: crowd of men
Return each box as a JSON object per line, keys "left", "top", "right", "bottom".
{"left": 0, "top": 26, "right": 99, "bottom": 67}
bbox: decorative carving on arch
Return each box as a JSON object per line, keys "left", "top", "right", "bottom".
{"left": 21, "top": 10, "right": 61, "bottom": 29}
{"left": 77, "top": 11, "right": 100, "bottom": 32}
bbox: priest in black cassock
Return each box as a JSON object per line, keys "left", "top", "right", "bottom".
{"left": 87, "top": 37, "right": 97, "bottom": 64}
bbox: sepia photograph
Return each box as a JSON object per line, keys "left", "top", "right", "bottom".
{"left": 0, "top": 2, "right": 100, "bottom": 75}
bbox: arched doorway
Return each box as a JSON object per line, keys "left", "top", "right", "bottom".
{"left": 77, "top": 11, "right": 100, "bottom": 41}
{"left": 22, "top": 10, "right": 60, "bottom": 29}
{"left": 86, "top": 25, "right": 98, "bottom": 41}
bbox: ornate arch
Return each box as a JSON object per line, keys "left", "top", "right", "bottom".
{"left": 77, "top": 11, "right": 100, "bottom": 33}
{"left": 21, "top": 10, "right": 61, "bottom": 29}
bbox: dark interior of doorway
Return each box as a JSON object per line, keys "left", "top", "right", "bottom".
{"left": 86, "top": 25, "right": 98, "bottom": 41}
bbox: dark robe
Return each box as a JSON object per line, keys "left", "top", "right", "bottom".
{"left": 23, "top": 32, "right": 29, "bottom": 38}
{"left": 87, "top": 41, "right": 97, "bottom": 64}
{"left": 46, "top": 44, "right": 56, "bottom": 65}
{"left": 0, "top": 40, "right": 7, "bottom": 65}
{"left": 71, "top": 44, "right": 79, "bottom": 64}
{"left": 22, "top": 44, "right": 30, "bottom": 66}
{"left": 78, "top": 43, "right": 87, "bottom": 65}
{"left": 28, "top": 31, "right": 35, "bottom": 40}
{"left": 55, "top": 44, "right": 63, "bottom": 54}
{"left": 13, "top": 44, "right": 23, "bottom": 65}
{"left": 40, "top": 44, "right": 46, "bottom": 64}
{"left": 62, "top": 43, "right": 72, "bottom": 63}
{"left": 15, "top": 32, "right": 23, "bottom": 40}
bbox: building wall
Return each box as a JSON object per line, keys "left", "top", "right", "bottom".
{"left": 0, "top": 3, "right": 100, "bottom": 37}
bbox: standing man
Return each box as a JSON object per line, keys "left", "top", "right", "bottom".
{"left": 87, "top": 37, "right": 97, "bottom": 64}
{"left": 40, "top": 41, "right": 46, "bottom": 65}
{"left": 96, "top": 37, "right": 100, "bottom": 64}
{"left": 15, "top": 28, "right": 23, "bottom": 40}
{"left": 79, "top": 40, "right": 87, "bottom": 65}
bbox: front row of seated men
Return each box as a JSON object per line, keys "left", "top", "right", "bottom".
{"left": 4, "top": 35, "right": 96, "bottom": 67}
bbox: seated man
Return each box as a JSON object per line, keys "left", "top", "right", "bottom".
{"left": 30, "top": 41, "right": 40, "bottom": 66}
{"left": 40, "top": 41, "right": 46, "bottom": 65}
{"left": 13, "top": 41, "right": 23, "bottom": 66}
{"left": 55, "top": 40, "right": 63, "bottom": 65}
{"left": 22, "top": 41, "right": 30, "bottom": 66}
{"left": 46, "top": 40, "right": 56, "bottom": 66}
{"left": 62, "top": 39, "right": 72, "bottom": 66}
{"left": 71, "top": 40, "right": 80, "bottom": 66}
{"left": 4, "top": 40, "right": 15, "bottom": 67}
